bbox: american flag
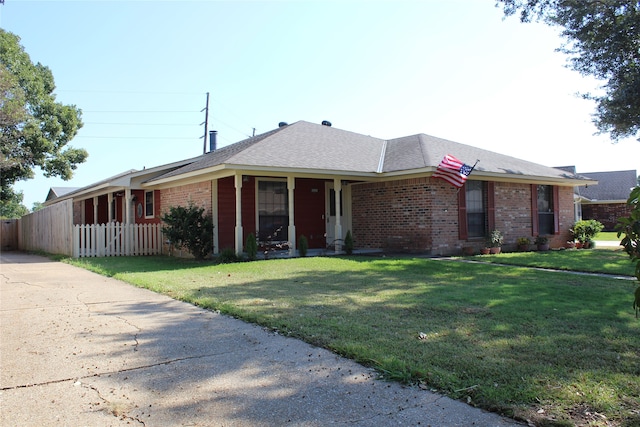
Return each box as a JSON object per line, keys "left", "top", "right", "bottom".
{"left": 432, "top": 154, "right": 474, "bottom": 188}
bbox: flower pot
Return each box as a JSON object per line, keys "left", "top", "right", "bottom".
{"left": 481, "top": 247, "right": 491, "bottom": 255}
{"left": 537, "top": 244, "right": 550, "bottom": 251}
{"left": 462, "top": 246, "right": 475, "bottom": 256}
{"left": 565, "top": 242, "right": 576, "bottom": 249}
{"left": 517, "top": 244, "right": 529, "bottom": 252}
{"left": 576, "top": 242, "right": 584, "bottom": 249}
{"left": 489, "top": 247, "right": 501, "bottom": 254}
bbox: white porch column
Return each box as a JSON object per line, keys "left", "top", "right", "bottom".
{"left": 234, "top": 173, "right": 243, "bottom": 255}
{"left": 107, "top": 193, "right": 113, "bottom": 222}
{"left": 93, "top": 196, "right": 99, "bottom": 225}
{"left": 212, "top": 179, "right": 219, "bottom": 254}
{"left": 124, "top": 188, "right": 132, "bottom": 224}
{"left": 287, "top": 176, "right": 296, "bottom": 256}
{"left": 333, "top": 178, "right": 342, "bottom": 253}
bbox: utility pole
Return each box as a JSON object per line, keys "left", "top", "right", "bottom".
{"left": 201, "top": 92, "right": 210, "bottom": 154}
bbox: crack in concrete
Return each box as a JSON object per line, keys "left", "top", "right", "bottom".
{"left": 0, "top": 273, "right": 44, "bottom": 288}
{"left": 0, "top": 351, "right": 232, "bottom": 391}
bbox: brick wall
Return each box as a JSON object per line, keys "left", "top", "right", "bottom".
{"left": 159, "top": 181, "right": 213, "bottom": 256}
{"left": 160, "top": 181, "right": 212, "bottom": 215}
{"left": 582, "top": 203, "right": 631, "bottom": 231}
{"left": 352, "top": 179, "right": 576, "bottom": 255}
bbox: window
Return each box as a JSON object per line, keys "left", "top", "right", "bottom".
{"left": 533, "top": 184, "right": 558, "bottom": 236}
{"left": 466, "top": 181, "right": 486, "bottom": 238}
{"left": 537, "top": 185, "right": 554, "bottom": 235}
{"left": 144, "top": 191, "right": 154, "bottom": 218}
{"left": 458, "top": 181, "right": 494, "bottom": 240}
{"left": 258, "top": 181, "right": 288, "bottom": 242}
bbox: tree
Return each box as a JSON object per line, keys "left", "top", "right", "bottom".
{"left": 497, "top": 1, "right": 640, "bottom": 141}
{"left": 0, "top": 29, "right": 87, "bottom": 204}
{"left": 617, "top": 186, "right": 640, "bottom": 317}
{"left": 161, "top": 203, "right": 214, "bottom": 260}
{"left": 0, "top": 190, "right": 28, "bottom": 218}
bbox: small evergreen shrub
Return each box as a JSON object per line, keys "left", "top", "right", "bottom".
{"left": 217, "top": 248, "right": 239, "bottom": 264}
{"left": 298, "top": 235, "right": 308, "bottom": 257}
{"left": 344, "top": 230, "right": 354, "bottom": 255}
{"left": 245, "top": 233, "right": 258, "bottom": 261}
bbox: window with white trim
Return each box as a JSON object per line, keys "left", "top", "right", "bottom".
{"left": 144, "top": 191, "right": 154, "bottom": 218}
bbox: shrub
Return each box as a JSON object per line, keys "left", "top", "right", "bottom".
{"left": 572, "top": 219, "right": 604, "bottom": 243}
{"left": 245, "top": 233, "right": 258, "bottom": 261}
{"left": 298, "top": 235, "right": 308, "bottom": 257}
{"left": 161, "top": 203, "right": 214, "bottom": 260}
{"left": 217, "top": 248, "right": 239, "bottom": 264}
{"left": 517, "top": 237, "right": 531, "bottom": 246}
{"left": 344, "top": 230, "right": 354, "bottom": 255}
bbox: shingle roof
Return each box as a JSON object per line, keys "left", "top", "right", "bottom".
{"left": 46, "top": 187, "right": 81, "bottom": 201}
{"left": 149, "top": 120, "right": 590, "bottom": 184}
{"left": 577, "top": 170, "right": 638, "bottom": 201}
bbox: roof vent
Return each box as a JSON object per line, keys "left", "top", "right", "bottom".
{"left": 278, "top": 122, "right": 288, "bottom": 127}
{"left": 321, "top": 120, "right": 332, "bottom": 127}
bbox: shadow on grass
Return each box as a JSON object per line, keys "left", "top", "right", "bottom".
{"left": 69, "top": 255, "right": 640, "bottom": 426}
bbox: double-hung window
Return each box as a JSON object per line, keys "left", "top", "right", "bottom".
{"left": 458, "top": 181, "right": 494, "bottom": 240}
{"left": 532, "top": 184, "right": 559, "bottom": 236}
{"left": 144, "top": 191, "right": 154, "bottom": 219}
{"left": 258, "top": 180, "right": 289, "bottom": 242}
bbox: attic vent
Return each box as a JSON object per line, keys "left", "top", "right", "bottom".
{"left": 321, "top": 120, "right": 332, "bottom": 127}
{"left": 278, "top": 122, "right": 288, "bottom": 127}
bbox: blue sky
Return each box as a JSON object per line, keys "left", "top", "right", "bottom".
{"left": 2, "top": 0, "right": 639, "bottom": 209}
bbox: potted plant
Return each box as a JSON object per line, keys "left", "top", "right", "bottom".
{"left": 534, "top": 235, "right": 549, "bottom": 251}
{"left": 516, "top": 237, "right": 531, "bottom": 252}
{"left": 565, "top": 240, "right": 576, "bottom": 249}
{"left": 489, "top": 230, "right": 503, "bottom": 254}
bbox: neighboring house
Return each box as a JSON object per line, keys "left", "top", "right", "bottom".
{"left": 45, "top": 187, "right": 80, "bottom": 202}
{"left": 44, "top": 120, "right": 594, "bottom": 256}
{"left": 575, "top": 169, "right": 638, "bottom": 231}
{"left": 44, "top": 158, "right": 198, "bottom": 226}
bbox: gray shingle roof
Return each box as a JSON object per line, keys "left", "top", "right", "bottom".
{"left": 149, "top": 121, "right": 589, "bottom": 184}
{"left": 577, "top": 170, "right": 638, "bottom": 201}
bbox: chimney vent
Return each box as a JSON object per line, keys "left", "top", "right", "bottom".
{"left": 321, "top": 120, "right": 332, "bottom": 127}
{"left": 209, "top": 130, "right": 217, "bottom": 152}
{"left": 278, "top": 122, "right": 288, "bottom": 127}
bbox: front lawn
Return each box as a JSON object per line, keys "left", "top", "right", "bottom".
{"left": 67, "top": 255, "right": 640, "bottom": 427}
{"left": 466, "top": 247, "right": 635, "bottom": 277}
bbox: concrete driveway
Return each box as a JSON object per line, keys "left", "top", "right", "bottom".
{"left": 0, "top": 252, "right": 521, "bottom": 426}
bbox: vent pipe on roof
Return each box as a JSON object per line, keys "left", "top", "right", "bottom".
{"left": 321, "top": 120, "right": 332, "bottom": 127}
{"left": 278, "top": 122, "right": 288, "bottom": 127}
{"left": 209, "top": 130, "right": 217, "bottom": 152}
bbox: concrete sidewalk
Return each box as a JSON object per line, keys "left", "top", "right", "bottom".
{"left": 0, "top": 252, "right": 521, "bottom": 426}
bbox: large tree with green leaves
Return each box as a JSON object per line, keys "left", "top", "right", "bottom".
{"left": 0, "top": 29, "right": 87, "bottom": 205}
{"left": 497, "top": 0, "right": 640, "bottom": 141}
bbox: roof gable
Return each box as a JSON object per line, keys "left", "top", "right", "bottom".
{"left": 578, "top": 170, "right": 637, "bottom": 201}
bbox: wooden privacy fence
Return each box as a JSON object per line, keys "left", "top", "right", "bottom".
{"left": 19, "top": 199, "right": 74, "bottom": 256}
{"left": 73, "top": 222, "right": 163, "bottom": 257}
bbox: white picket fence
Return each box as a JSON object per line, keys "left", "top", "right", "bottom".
{"left": 73, "top": 222, "right": 163, "bottom": 257}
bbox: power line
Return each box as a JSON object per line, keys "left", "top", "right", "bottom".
{"left": 84, "top": 122, "right": 197, "bottom": 126}
{"left": 75, "top": 136, "right": 198, "bottom": 140}
{"left": 83, "top": 110, "right": 200, "bottom": 113}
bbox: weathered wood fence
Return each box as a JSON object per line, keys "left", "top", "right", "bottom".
{"left": 73, "top": 222, "right": 163, "bottom": 257}
{"left": 18, "top": 199, "right": 74, "bottom": 256}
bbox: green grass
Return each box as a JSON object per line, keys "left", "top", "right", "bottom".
{"left": 466, "top": 247, "right": 635, "bottom": 276}
{"left": 65, "top": 254, "right": 640, "bottom": 427}
{"left": 596, "top": 231, "right": 621, "bottom": 241}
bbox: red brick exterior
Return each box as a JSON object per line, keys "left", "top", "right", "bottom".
{"left": 352, "top": 178, "right": 575, "bottom": 255}
{"left": 581, "top": 203, "right": 631, "bottom": 231}
{"left": 160, "top": 181, "right": 212, "bottom": 215}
